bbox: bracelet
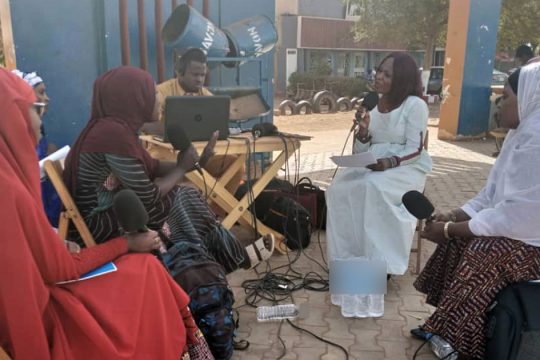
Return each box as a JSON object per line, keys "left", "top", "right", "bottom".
{"left": 357, "top": 132, "right": 372, "bottom": 143}
{"left": 388, "top": 156, "right": 400, "bottom": 168}
{"left": 443, "top": 221, "right": 453, "bottom": 240}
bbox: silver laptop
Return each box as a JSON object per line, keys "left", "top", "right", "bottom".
{"left": 164, "top": 95, "right": 230, "bottom": 142}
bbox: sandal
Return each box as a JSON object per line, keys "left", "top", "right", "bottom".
{"left": 410, "top": 326, "right": 432, "bottom": 341}
{"left": 244, "top": 234, "right": 275, "bottom": 269}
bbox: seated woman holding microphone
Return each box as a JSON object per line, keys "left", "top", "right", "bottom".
{"left": 413, "top": 62, "right": 540, "bottom": 359}
{"left": 0, "top": 68, "right": 212, "bottom": 359}
{"left": 63, "top": 66, "right": 273, "bottom": 274}
{"left": 326, "top": 52, "right": 432, "bottom": 316}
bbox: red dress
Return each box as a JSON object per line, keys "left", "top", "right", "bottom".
{"left": 0, "top": 69, "right": 191, "bottom": 359}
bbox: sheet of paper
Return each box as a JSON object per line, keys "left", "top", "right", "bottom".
{"left": 39, "top": 145, "right": 70, "bottom": 179}
{"left": 56, "top": 262, "right": 117, "bottom": 285}
{"left": 330, "top": 152, "right": 377, "bottom": 168}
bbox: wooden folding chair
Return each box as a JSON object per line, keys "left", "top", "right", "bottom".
{"left": 0, "top": 346, "right": 12, "bottom": 360}
{"left": 410, "top": 130, "right": 429, "bottom": 274}
{"left": 43, "top": 160, "right": 96, "bottom": 247}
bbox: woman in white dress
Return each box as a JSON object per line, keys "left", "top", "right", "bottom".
{"left": 327, "top": 52, "right": 432, "bottom": 315}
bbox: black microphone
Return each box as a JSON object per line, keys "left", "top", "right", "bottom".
{"left": 166, "top": 121, "right": 203, "bottom": 175}
{"left": 402, "top": 190, "right": 435, "bottom": 222}
{"left": 252, "top": 122, "right": 278, "bottom": 139}
{"left": 113, "top": 189, "right": 166, "bottom": 254}
{"left": 351, "top": 91, "right": 379, "bottom": 131}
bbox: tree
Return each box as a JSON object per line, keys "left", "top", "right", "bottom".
{"left": 348, "top": 0, "right": 449, "bottom": 68}
{"left": 497, "top": 0, "right": 540, "bottom": 54}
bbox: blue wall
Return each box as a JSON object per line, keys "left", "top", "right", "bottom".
{"left": 10, "top": 0, "right": 275, "bottom": 147}
{"left": 457, "top": 0, "right": 502, "bottom": 135}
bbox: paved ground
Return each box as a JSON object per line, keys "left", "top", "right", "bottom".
{"left": 228, "top": 108, "right": 496, "bottom": 360}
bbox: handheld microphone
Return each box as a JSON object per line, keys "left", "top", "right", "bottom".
{"left": 113, "top": 189, "right": 166, "bottom": 254}
{"left": 351, "top": 91, "right": 379, "bottom": 131}
{"left": 402, "top": 190, "right": 435, "bottom": 222}
{"left": 166, "top": 121, "right": 203, "bottom": 174}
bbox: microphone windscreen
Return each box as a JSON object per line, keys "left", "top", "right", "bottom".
{"left": 402, "top": 190, "right": 434, "bottom": 220}
{"left": 166, "top": 121, "right": 192, "bottom": 151}
{"left": 113, "top": 189, "right": 149, "bottom": 232}
{"left": 360, "top": 91, "right": 379, "bottom": 111}
{"left": 252, "top": 122, "right": 278, "bottom": 138}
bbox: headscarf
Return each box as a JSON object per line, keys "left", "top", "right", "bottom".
{"left": 0, "top": 68, "right": 58, "bottom": 358}
{"left": 463, "top": 62, "right": 540, "bottom": 246}
{"left": 64, "top": 66, "right": 159, "bottom": 192}
{"left": 11, "top": 69, "right": 44, "bottom": 88}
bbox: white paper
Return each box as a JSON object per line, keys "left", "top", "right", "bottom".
{"left": 330, "top": 152, "right": 377, "bottom": 168}
{"left": 39, "top": 145, "right": 70, "bottom": 179}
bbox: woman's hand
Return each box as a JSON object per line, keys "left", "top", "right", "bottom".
{"left": 355, "top": 110, "right": 371, "bottom": 138}
{"left": 198, "top": 130, "right": 219, "bottom": 168}
{"left": 176, "top": 144, "right": 200, "bottom": 172}
{"left": 420, "top": 221, "right": 447, "bottom": 245}
{"left": 432, "top": 210, "right": 453, "bottom": 222}
{"left": 367, "top": 157, "right": 392, "bottom": 171}
{"left": 124, "top": 230, "right": 162, "bottom": 253}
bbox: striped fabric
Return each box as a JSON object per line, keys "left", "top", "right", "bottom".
{"left": 72, "top": 152, "right": 245, "bottom": 272}
{"left": 71, "top": 153, "right": 171, "bottom": 245}
{"left": 414, "top": 236, "right": 540, "bottom": 359}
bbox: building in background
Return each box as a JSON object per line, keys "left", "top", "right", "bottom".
{"left": 274, "top": 0, "right": 426, "bottom": 96}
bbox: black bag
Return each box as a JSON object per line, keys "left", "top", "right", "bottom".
{"left": 263, "top": 196, "right": 312, "bottom": 250}
{"left": 235, "top": 178, "right": 313, "bottom": 250}
{"left": 485, "top": 281, "right": 540, "bottom": 360}
{"left": 173, "top": 261, "right": 236, "bottom": 360}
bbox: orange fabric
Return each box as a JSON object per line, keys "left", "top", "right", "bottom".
{"left": 0, "top": 68, "right": 190, "bottom": 359}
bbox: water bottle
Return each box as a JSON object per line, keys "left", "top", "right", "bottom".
{"left": 429, "top": 335, "right": 458, "bottom": 359}
{"left": 368, "top": 294, "right": 384, "bottom": 317}
{"left": 256, "top": 304, "right": 299, "bottom": 322}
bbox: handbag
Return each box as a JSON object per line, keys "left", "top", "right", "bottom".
{"left": 294, "top": 177, "right": 326, "bottom": 230}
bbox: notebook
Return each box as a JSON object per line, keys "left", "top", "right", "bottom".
{"left": 56, "top": 262, "right": 117, "bottom": 285}
{"left": 164, "top": 96, "right": 230, "bottom": 142}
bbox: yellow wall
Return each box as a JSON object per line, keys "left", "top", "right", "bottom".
{"left": 439, "top": 0, "right": 470, "bottom": 140}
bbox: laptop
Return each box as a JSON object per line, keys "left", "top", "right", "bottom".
{"left": 163, "top": 95, "right": 230, "bottom": 142}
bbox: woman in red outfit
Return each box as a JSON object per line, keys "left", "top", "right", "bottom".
{"left": 0, "top": 69, "right": 211, "bottom": 359}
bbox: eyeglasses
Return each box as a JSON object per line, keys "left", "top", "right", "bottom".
{"left": 33, "top": 102, "right": 47, "bottom": 115}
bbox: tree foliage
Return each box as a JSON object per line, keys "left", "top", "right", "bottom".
{"left": 348, "top": 0, "right": 449, "bottom": 68}
{"left": 497, "top": 0, "right": 540, "bottom": 53}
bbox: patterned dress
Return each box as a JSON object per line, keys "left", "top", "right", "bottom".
{"left": 71, "top": 152, "right": 245, "bottom": 273}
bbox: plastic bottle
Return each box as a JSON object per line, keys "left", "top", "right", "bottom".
{"left": 429, "top": 335, "right": 458, "bottom": 359}
{"left": 368, "top": 294, "right": 384, "bottom": 317}
{"left": 256, "top": 304, "right": 299, "bottom": 322}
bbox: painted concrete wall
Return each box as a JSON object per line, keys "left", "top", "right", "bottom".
{"left": 10, "top": 0, "right": 275, "bottom": 147}
{"left": 298, "top": 0, "right": 345, "bottom": 19}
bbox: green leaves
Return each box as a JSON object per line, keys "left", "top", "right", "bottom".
{"left": 348, "top": 0, "right": 449, "bottom": 67}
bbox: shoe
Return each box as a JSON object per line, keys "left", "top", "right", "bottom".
{"left": 410, "top": 327, "right": 433, "bottom": 341}
{"left": 244, "top": 234, "right": 275, "bottom": 269}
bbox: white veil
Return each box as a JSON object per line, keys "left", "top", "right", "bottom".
{"left": 464, "top": 62, "right": 540, "bottom": 246}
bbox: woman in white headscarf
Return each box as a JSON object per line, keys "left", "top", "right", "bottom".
{"left": 413, "top": 62, "right": 540, "bottom": 359}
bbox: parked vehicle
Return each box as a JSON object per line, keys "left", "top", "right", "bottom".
{"left": 426, "top": 66, "right": 508, "bottom": 95}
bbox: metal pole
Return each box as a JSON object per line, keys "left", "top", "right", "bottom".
{"left": 154, "top": 0, "right": 165, "bottom": 83}
{"left": 137, "top": 0, "right": 148, "bottom": 70}
{"left": 119, "top": 0, "right": 130, "bottom": 65}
